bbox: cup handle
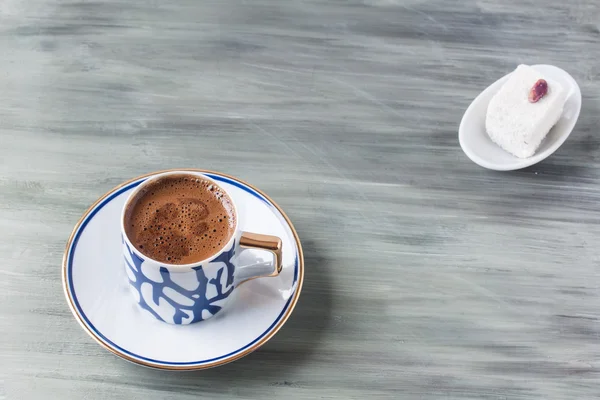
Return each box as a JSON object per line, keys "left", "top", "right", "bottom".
{"left": 235, "top": 232, "right": 283, "bottom": 285}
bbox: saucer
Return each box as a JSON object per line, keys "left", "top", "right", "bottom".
{"left": 62, "top": 169, "right": 304, "bottom": 370}
{"left": 459, "top": 64, "right": 582, "bottom": 171}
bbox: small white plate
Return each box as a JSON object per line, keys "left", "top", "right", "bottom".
{"left": 62, "top": 169, "right": 304, "bottom": 370}
{"left": 459, "top": 64, "right": 582, "bottom": 171}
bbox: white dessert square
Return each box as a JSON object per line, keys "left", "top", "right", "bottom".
{"left": 485, "top": 64, "right": 568, "bottom": 158}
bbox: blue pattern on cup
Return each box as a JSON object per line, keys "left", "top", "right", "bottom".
{"left": 123, "top": 239, "right": 236, "bottom": 324}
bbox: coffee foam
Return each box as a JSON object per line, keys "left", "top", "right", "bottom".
{"left": 124, "top": 174, "right": 236, "bottom": 264}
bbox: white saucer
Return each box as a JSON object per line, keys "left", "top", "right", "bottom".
{"left": 459, "top": 64, "right": 582, "bottom": 171}
{"left": 62, "top": 170, "right": 304, "bottom": 370}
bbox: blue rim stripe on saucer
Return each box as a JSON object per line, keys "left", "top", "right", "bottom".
{"left": 64, "top": 172, "right": 301, "bottom": 368}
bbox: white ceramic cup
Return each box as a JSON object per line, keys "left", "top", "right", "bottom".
{"left": 121, "top": 171, "right": 282, "bottom": 325}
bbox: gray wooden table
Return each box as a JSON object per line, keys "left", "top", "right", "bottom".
{"left": 2, "top": 0, "right": 600, "bottom": 398}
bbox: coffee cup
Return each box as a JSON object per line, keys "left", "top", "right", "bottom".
{"left": 120, "top": 171, "right": 282, "bottom": 325}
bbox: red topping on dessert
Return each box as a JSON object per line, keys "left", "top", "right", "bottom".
{"left": 528, "top": 79, "right": 548, "bottom": 103}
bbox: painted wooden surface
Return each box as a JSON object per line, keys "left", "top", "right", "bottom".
{"left": 1, "top": 0, "right": 600, "bottom": 398}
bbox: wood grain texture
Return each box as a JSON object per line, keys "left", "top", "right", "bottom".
{"left": 1, "top": 0, "right": 600, "bottom": 398}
